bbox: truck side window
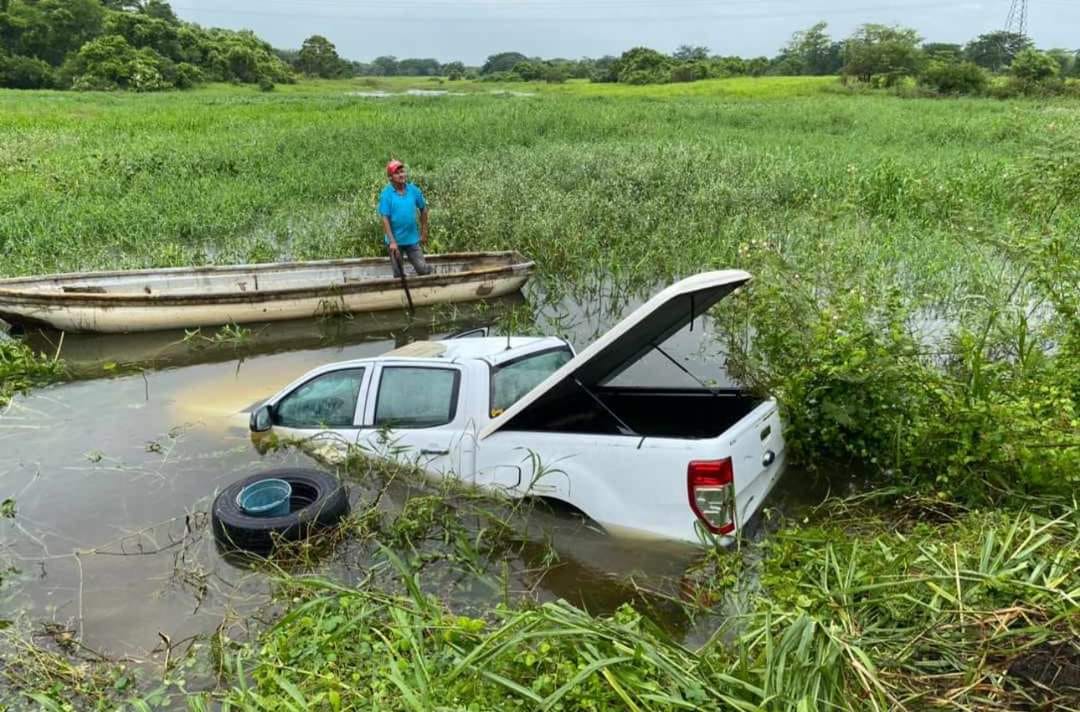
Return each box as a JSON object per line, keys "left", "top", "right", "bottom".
{"left": 275, "top": 368, "right": 365, "bottom": 428}
{"left": 375, "top": 367, "right": 460, "bottom": 429}
{"left": 491, "top": 348, "right": 573, "bottom": 415}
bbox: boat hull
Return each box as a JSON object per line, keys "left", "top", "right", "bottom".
{"left": 0, "top": 252, "right": 532, "bottom": 333}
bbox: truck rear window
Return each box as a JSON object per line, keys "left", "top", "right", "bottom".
{"left": 490, "top": 347, "right": 572, "bottom": 416}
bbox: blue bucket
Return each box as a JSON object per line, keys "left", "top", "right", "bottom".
{"left": 237, "top": 478, "right": 292, "bottom": 517}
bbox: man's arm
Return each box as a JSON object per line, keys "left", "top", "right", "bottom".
{"left": 419, "top": 208, "right": 429, "bottom": 246}
{"left": 382, "top": 215, "right": 398, "bottom": 255}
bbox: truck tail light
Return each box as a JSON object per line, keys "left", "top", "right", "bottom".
{"left": 688, "top": 459, "right": 735, "bottom": 535}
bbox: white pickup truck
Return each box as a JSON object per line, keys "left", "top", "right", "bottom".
{"left": 249, "top": 271, "right": 786, "bottom": 544}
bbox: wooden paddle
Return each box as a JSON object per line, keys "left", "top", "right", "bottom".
{"left": 392, "top": 250, "right": 415, "bottom": 314}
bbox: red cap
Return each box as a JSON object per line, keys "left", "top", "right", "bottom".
{"left": 386, "top": 160, "right": 404, "bottom": 176}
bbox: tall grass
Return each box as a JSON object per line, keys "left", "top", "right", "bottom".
{"left": 0, "top": 83, "right": 1061, "bottom": 291}
{"left": 209, "top": 503, "right": 1079, "bottom": 711}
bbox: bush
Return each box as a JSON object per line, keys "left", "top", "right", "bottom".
{"left": 173, "top": 61, "right": 203, "bottom": 89}
{"left": 613, "top": 47, "right": 673, "bottom": 85}
{"left": 0, "top": 54, "right": 56, "bottom": 89}
{"left": 1010, "top": 49, "right": 1059, "bottom": 82}
{"left": 62, "top": 35, "right": 173, "bottom": 92}
{"left": 989, "top": 76, "right": 1069, "bottom": 99}
{"left": 919, "top": 60, "right": 988, "bottom": 95}
{"left": 670, "top": 60, "right": 711, "bottom": 83}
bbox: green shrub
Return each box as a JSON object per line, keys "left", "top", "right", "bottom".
{"left": 0, "top": 338, "right": 64, "bottom": 407}
{"left": 614, "top": 47, "right": 673, "bottom": 85}
{"left": 0, "top": 53, "right": 56, "bottom": 89}
{"left": 1010, "top": 48, "right": 1059, "bottom": 82}
{"left": 919, "top": 60, "right": 988, "bottom": 95}
{"left": 61, "top": 34, "right": 172, "bottom": 91}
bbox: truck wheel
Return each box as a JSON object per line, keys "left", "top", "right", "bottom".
{"left": 211, "top": 468, "right": 349, "bottom": 555}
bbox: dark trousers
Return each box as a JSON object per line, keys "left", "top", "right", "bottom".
{"left": 388, "top": 244, "right": 432, "bottom": 278}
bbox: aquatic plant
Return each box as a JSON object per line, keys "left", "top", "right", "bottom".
{"left": 0, "top": 338, "right": 64, "bottom": 408}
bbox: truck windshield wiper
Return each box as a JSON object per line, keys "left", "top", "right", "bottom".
{"left": 573, "top": 377, "right": 637, "bottom": 436}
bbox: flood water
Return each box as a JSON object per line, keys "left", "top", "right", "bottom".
{"left": 0, "top": 284, "right": 825, "bottom": 667}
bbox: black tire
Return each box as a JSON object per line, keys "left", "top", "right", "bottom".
{"left": 211, "top": 468, "right": 349, "bottom": 555}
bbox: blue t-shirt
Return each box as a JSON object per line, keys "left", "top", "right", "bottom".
{"left": 378, "top": 183, "right": 427, "bottom": 247}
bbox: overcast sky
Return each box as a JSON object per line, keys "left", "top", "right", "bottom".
{"left": 171, "top": 0, "right": 1078, "bottom": 64}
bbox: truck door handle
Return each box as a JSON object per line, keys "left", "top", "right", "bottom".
{"left": 421, "top": 448, "right": 449, "bottom": 456}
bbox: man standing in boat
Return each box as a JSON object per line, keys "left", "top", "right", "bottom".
{"left": 379, "top": 160, "right": 432, "bottom": 278}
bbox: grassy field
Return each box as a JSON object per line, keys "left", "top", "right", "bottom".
{"left": 0, "top": 75, "right": 1064, "bottom": 289}
{"left": 1, "top": 77, "right": 1078, "bottom": 709}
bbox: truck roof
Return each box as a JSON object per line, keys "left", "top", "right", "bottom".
{"left": 382, "top": 336, "right": 568, "bottom": 366}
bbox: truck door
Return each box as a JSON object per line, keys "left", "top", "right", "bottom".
{"left": 268, "top": 366, "right": 370, "bottom": 445}
{"left": 357, "top": 363, "right": 466, "bottom": 479}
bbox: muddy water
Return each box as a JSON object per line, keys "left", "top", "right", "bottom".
{"left": 1, "top": 290, "right": 823, "bottom": 663}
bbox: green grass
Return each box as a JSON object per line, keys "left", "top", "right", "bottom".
{"left": 1, "top": 78, "right": 1071, "bottom": 288}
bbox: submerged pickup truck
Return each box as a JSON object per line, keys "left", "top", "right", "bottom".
{"left": 249, "top": 271, "right": 786, "bottom": 544}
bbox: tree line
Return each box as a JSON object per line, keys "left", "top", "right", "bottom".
{"left": 0, "top": 0, "right": 293, "bottom": 90}
{"left": 2, "top": 2, "right": 1078, "bottom": 94}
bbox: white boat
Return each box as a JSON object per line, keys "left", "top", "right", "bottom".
{"left": 0, "top": 252, "right": 533, "bottom": 333}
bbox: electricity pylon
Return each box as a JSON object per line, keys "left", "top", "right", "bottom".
{"left": 1004, "top": 0, "right": 1028, "bottom": 37}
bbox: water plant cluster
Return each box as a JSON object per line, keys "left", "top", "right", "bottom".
{"left": 0, "top": 337, "right": 63, "bottom": 408}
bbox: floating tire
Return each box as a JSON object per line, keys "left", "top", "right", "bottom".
{"left": 211, "top": 468, "right": 349, "bottom": 555}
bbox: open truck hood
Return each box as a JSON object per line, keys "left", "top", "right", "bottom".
{"left": 478, "top": 270, "right": 751, "bottom": 440}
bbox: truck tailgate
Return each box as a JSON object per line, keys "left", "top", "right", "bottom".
{"left": 727, "top": 400, "right": 785, "bottom": 527}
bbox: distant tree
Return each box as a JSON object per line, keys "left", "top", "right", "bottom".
{"left": 442, "top": 60, "right": 465, "bottom": 79}
{"left": 542, "top": 63, "right": 567, "bottom": 83}
{"left": 510, "top": 60, "right": 543, "bottom": 81}
{"left": 5, "top": 0, "right": 106, "bottom": 66}
{"left": 670, "top": 60, "right": 710, "bottom": 82}
{"left": 273, "top": 47, "right": 299, "bottom": 67}
{"left": 1045, "top": 48, "right": 1076, "bottom": 77}
{"left": 963, "top": 31, "right": 1031, "bottom": 72}
{"left": 922, "top": 42, "right": 963, "bottom": 62}
{"left": 673, "top": 44, "right": 709, "bottom": 62}
{"left": 842, "top": 24, "right": 923, "bottom": 85}
{"left": 1010, "top": 48, "right": 1059, "bottom": 82}
{"left": 101, "top": 0, "right": 145, "bottom": 10}
{"left": 397, "top": 57, "right": 440, "bottom": 76}
{"left": 746, "top": 56, "right": 769, "bottom": 76}
{"left": 782, "top": 21, "right": 842, "bottom": 75}
{"left": 104, "top": 11, "right": 181, "bottom": 61}
{"left": 589, "top": 54, "right": 618, "bottom": 82}
{"left": 481, "top": 51, "right": 527, "bottom": 74}
{"left": 143, "top": 0, "right": 178, "bottom": 23}
{"left": 0, "top": 53, "right": 56, "bottom": 88}
{"left": 297, "top": 34, "right": 341, "bottom": 77}
{"left": 712, "top": 55, "right": 747, "bottom": 76}
{"left": 371, "top": 55, "right": 398, "bottom": 76}
{"left": 60, "top": 33, "right": 170, "bottom": 90}
{"left": 613, "top": 46, "right": 672, "bottom": 84}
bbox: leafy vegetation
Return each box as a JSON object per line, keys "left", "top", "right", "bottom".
{"left": 0, "top": 0, "right": 293, "bottom": 90}
{"left": 0, "top": 337, "right": 64, "bottom": 407}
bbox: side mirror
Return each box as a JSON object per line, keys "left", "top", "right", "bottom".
{"left": 250, "top": 404, "right": 273, "bottom": 432}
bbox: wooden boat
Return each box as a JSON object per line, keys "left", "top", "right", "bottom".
{"left": 19, "top": 294, "right": 525, "bottom": 376}
{"left": 0, "top": 251, "right": 533, "bottom": 333}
